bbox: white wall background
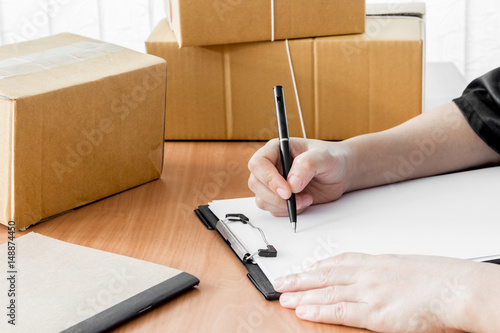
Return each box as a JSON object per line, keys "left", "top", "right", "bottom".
{"left": 1, "top": 0, "right": 499, "bottom": 82}
{"left": 0, "top": 0, "right": 166, "bottom": 54}
{"left": 367, "top": 0, "right": 500, "bottom": 81}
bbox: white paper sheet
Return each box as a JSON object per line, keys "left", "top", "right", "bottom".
{"left": 209, "top": 166, "right": 500, "bottom": 285}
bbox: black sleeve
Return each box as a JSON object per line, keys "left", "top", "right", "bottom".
{"left": 453, "top": 67, "right": 500, "bottom": 155}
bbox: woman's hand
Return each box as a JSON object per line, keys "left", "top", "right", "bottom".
{"left": 273, "top": 253, "right": 500, "bottom": 333}
{"left": 248, "top": 138, "right": 353, "bottom": 216}
{"left": 248, "top": 104, "right": 500, "bottom": 219}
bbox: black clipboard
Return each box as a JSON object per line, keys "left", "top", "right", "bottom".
{"left": 195, "top": 205, "right": 281, "bottom": 301}
{"left": 195, "top": 203, "right": 500, "bottom": 303}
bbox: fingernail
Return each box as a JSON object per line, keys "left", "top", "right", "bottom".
{"left": 277, "top": 188, "right": 289, "bottom": 200}
{"left": 288, "top": 175, "right": 302, "bottom": 191}
{"left": 279, "top": 293, "right": 292, "bottom": 305}
{"left": 296, "top": 306, "right": 308, "bottom": 317}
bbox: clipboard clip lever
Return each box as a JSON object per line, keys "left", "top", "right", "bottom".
{"left": 226, "top": 214, "right": 250, "bottom": 223}
{"left": 216, "top": 214, "right": 277, "bottom": 264}
{"left": 258, "top": 245, "right": 278, "bottom": 257}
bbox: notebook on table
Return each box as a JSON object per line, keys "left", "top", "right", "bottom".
{"left": 0, "top": 233, "right": 199, "bottom": 332}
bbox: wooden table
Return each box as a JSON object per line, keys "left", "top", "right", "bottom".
{"left": 0, "top": 142, "right": 365, "bottom": 333}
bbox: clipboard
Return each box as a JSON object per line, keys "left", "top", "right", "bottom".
{"left": 196, "top": 202, "right": 500, "bottom": 302}
{"left": 195, "top": 167, "right": 500, "bottom": 301}
{"left": 194, "top": 205, "right": 281, "bottom": 300}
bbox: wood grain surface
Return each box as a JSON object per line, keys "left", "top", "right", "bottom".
{"left": 1, "top": 141, "right": 368, "bottom": 333}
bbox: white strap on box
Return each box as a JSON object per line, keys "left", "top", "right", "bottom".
{"left": 272, "top": 0, "right": 306, "bottom": 138}
{"left": 285, "top": 39, "right": 307, "bottom": 139}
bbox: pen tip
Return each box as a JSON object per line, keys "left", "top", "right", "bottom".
{"left": 291, "top": 222, "right": 296, "bottom": 233}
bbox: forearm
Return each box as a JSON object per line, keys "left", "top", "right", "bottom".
{"left": 343, "top": 102, "right": 500, "bottom": 192}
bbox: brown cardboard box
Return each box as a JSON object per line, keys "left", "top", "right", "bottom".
{"left": 0, "top": 34, "right": 166, "bottom": 230}
{"left": 146, "top": 12, "right": 424, "bottom": 141}
{"left": 165, "top": 0, "right": 365, "bottom": 47}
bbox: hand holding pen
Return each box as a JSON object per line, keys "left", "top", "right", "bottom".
{"left": 248, "top": 92, "right": 350, "bottom": 223}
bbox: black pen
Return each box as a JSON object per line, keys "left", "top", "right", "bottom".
{"left": 273, "top": 85, "right": 297, "bottom": 233}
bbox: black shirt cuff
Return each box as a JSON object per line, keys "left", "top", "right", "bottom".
{"left": 452, "top": 67, "right": 500, "bottom": 155}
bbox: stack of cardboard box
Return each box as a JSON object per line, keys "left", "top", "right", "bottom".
{"left": 146, "top": 1, "right": 425, "bottom": 141}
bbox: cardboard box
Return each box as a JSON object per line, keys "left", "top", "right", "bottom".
{"left": 165, "top": 0, "right": 365, "bottom": 47}
{"left": 146, "top": 11, "right": 424, "bottom": 141}
{"left": 0, "top": 34, "right": 166, "bottom": 230}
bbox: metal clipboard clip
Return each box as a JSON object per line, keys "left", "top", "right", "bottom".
{"left": 216, "top": 213, "right": 277, "bottom": 264}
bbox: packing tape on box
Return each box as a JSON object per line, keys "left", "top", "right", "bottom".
{"left": 0, "top": 42, "right": 123, "bottom": 80}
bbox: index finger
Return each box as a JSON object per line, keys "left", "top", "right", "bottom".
{"left": 273, "top": 265, "right": 357, "bottom": 293}
{"left": 307, "top": 253, "right": 370, "bottom": 272}
{"left": 248, "top": 139, "right": 291, "bottom": 199}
